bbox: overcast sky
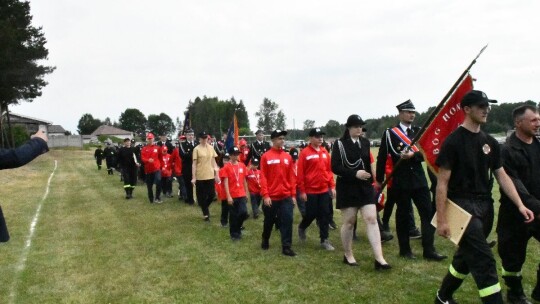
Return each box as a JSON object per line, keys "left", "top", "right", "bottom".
{"left": 15, "top": 1, "right": 540, "bottom": 134}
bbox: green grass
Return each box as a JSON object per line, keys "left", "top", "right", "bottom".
{"left": 0, "top": 150, "right": 539, "bottom": 303}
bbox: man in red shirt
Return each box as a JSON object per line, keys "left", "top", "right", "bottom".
{"left": 141, "top": 133, "right": 163, "bottom": 203}
{"left": 297, "top": 128, "right": 336, "bottom": 251}
{"left": 260, "top": 130, "right": 297, "bottom": 256}
{"left": 223, "top": 147, "right": 249, "bottom": 240}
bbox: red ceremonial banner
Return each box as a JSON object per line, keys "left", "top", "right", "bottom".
{"left": 418, "top": 74, "right": 474, "bottom": 173}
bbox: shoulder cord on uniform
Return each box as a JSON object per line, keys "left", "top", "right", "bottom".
{"left": 385, "top": 129, "right": 400, "bottom": 155}
{"left": 337, "top": 139, "right": 365, "bottom": 170}
{"left": 179, "top": 142, "right": 186, "bottom": 154}
{"left": 251, "top": 143, "right": 261, "bottom": 157}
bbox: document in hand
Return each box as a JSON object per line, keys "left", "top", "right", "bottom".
{"left": 431, "top": 199, "right": 472, "bottom": 245}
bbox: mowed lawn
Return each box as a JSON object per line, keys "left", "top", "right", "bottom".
{"left": 0, "top": 149, "right": 539, "bottom": 303}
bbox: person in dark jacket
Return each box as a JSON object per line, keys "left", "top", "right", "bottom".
{"left": 0, "top": 130, "right": 49, "bottom": 243}
{"left": 180, "top": 129, "right": 198, "bottom": 205}
{"left": 117, "top": 138, "right": 139, "bottom": 199}
{"left": 375, "top": 100, "right": 446, "bottom": 261}
{"left": 94, "top": 145, "right": 104, "bottom": 170}
{"left": 497, "top": 105, "right": 540, "bottom": 304}
{"left": 103, "top": 143, "right": 117, "bottom": 175}
{"left": 332, "top": 114, "right": 390, "bottom": 270}
{"left": 245, "top": 129, "right": 271, "bottom": 168}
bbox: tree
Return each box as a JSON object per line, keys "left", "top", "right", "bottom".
{"left": 324, "top": 120, "right": 343, "bottom": 138}
{"left": 119, "top": 108, "right": 147, "bottom": 137}
{"left": 147, "top": 113, "right": 175, "bottom": 137}
{"left": 255, "top": 98, "right": 279, "bottom": 132}
{"left": 77, "top": 113, "right": 101, "bottom": 135}
{"left": 303, "top": 119, "right": 315, "bottom": 130}
{"left": 275, "top": 110, "right": 286, "bottom": 130}
{"left": 186, "top": 96, "right": 251, "bottom": 136}
{"left": 0, "top": 0, "right": 55, "bottom": 147}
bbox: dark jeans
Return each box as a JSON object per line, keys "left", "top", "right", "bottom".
{"left": 221, "top": 200, "right": 229, "bottom": 225}
{"left": 183, "top": 168, "right": 194, "bottom": 204}
{"left": 296, "top": 190, "right": 306, "bottom": 218}
{"left": 145, "top": 170, "right": 162, "bottom": 203}
{"left": 196, "top": 179, "right": 215, "bottom": 217}
{"left": 299, "top": 192, "right": 331, "bottom": 242}
{"left": 250, "top": 193, "right": 262, "bottom": 217}
{"left": 229, "top": 197, "right": 248, "bottom": 239}
{"left": 262, "top": 197, "right": 294, "bottom": 247}
{"left": 176, "top": 175, "right": 187, "bottom": 199}
{"left": 395, "top": 187, "right": 435, "bottom": 254}
{"left": 161, "top": 176, "right": 173, "bottom": 195}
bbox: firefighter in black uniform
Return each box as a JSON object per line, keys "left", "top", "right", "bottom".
{"left": 103, "top": 143, "right": 117, "bottom": 175}
{"left": 180, "top": 129, "right": 198, "bottom": 205}
{"left": 434, "top": 90, "right": 535, "bottom": 304}
{"left": 497, "top": 105, "right": 540, "bottom": 304}
{"left": 94, "top": 145, "right": 104, "bottom": 170}
{"left": 117, "top": 138, "right": 139, "bottom": 199}
{"left": 245, "top": 129, "right": 270, "bottom": 167}
{"left": 375, "top": 100, "right": 446, "bottom": 261}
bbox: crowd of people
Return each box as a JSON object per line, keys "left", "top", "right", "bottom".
{"left": 93, "top": 90, "right": 540, "bottom": 304}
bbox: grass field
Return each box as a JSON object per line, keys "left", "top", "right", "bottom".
{"left": 1, "top": 149, "right": 539, "bottom": 303}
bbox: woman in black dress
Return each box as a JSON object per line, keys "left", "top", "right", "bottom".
{"left": 331, "top": 114, "right": 390, "bottom": 270}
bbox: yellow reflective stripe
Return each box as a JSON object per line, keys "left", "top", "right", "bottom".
{"left": 124, "top": 185, "right": 131, "bottom": 188}
{"left": 479, "top": 282, "right": 501, "bottom": 298}
{"left": 501, "top": 267, "right": 522, "bottom": 277}
{"left": 449, "top": 264, "right": 467, "bottom": 280}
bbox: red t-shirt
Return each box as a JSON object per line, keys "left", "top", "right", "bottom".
{"left": 246, "top": 168, "right": 261, "bottom": 194}
{"left": 223, "top": 162, "right": 248, "bottom": 199}
{"left": 215, "top": 167, "right": 228, "bottom": 201}
{"left": 161, "top": 153, "right": 172, "bottom": 177}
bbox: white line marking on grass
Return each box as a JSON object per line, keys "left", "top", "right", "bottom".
{"left": 9, "top": 160, "right": 58, "bottom": 304}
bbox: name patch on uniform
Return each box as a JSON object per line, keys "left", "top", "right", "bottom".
{"left": 322, "top": 154, "right": 327, "bottom": 159}
{"left": 267, "top": 159, "right": 281, "bottom": 165}
{"left": 306, "top": 155, "right": 320, "bottom": 160}
{"left": 284, "top": 159, "right": 289, "bottom": 165}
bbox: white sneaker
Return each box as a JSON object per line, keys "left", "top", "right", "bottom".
{"left": 321, "top": 240, "right": 335, "bottom": 251}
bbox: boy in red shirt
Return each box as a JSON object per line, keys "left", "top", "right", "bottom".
{"left": 246, "top": 158, "right": 262, "bottom": 219}
{"left": 297, "top": 128, "right": 336, "bottom": 251}
{"left": 216, "top": 153, "right": 230, "bottom": 227}
{"left": 223, "top": 147, "right": 249, "bottom": 240}
{"left": 260, "top": 130, "right": 297, "bottom": 256}
{"left": 161, "top": 146, "right": 173, "bottom": 198}
{"left": 141, "top": 133, "right": 163, "bottom": 203}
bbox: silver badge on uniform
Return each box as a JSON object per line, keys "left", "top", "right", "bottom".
{"left": 482, "top": 144, "right": 491, "bottom": 155}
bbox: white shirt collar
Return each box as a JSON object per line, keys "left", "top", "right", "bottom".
{"left": 399, "top": 122, "right": 411, "bottom": 132}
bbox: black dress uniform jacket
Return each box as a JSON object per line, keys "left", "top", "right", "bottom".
{"left": 245, "top": 140, "right": 270, "bottom": 166}
{"left": 376, "top": 124, "right": 428, "bottom": 190}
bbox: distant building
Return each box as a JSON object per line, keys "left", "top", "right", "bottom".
{"left": 91, "top": 125, "right": 133, "bottom": 140}
{"left": 2, "top": 112, "right": 53, "bottom": 134}
{"left": 47, "top": 125, "right": 67, "bottom": 136}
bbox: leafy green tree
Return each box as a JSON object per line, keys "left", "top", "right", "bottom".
{"left": 119, "top": 108, "right": 147, "bottom": 137}
{"left": 186, "top": 96, "right": 250, "bottom": 136}
{"left": 303, "top": 119, "right": 315, "bottom": 130}
{"left": 0, "top": 0, "right": 55, "bottom": 146}
{"left": 275, "top": 110, "right": 286, "bottom": 130}
{"left": 323, "top": 120, "right": 343, "bottom": 138}
{"left": 12, "top": 125, "right": 29, "bottom": 147}
{"left": 77, "top": 113, "right": 102, "bottom": 135}
{"left": 147, "top": 113, "right": 175, "bottom": 137}
{"left": 255, "top": 98, "right": 279, "bottom": 133}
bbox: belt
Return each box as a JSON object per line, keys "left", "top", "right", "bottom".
{"left": 448, "top": 192, "right": 491, "bottom": 200}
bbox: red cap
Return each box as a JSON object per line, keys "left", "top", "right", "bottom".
{"left": 146, "top": 133, "right": 155, "bottom": 139}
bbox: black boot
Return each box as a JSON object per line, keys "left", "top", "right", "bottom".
{"left": 436, "top": 272, "right": 464, "bottom": 304}
{"left": 503, "top": 275, "right": 531, "bottom": 304}
{"left": 125, "top": 189, "right": 130, "bottom": 199}
{"left": 481, "top": 292, "right": 503, "bottom": 304}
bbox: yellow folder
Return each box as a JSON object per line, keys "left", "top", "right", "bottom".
{"left": 431, "top": 199, "right": 472, "bottom": 245}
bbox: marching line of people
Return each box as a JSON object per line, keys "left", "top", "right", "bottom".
{"left": 92, "top": 90, "right": 540, "bottom": 304}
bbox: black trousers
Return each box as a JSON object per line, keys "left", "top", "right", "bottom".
{"left": 382, "top": 187, "right": 417, "bottom": 229}
{"left": 229, "top": 197, "right": 248, "bottom": 239}
{"left": 262, "top": 197, "right": 294, "bottom": 247}
{"left": 196, "top": 179, "right": 215, "bottom": 217}
{"left": 145, "top": 171, "right": 162, "bottom": 202}
{"left": 122, "top": 167, "right": 138, "bottom": 191}
{"left": 183, "top": 168, "right": 194, "bottom": 204}
{"left": 221, "top": 200, "right": 229, "bottom": 225}
{"left": 498, "top": 218, "right": 540, "bottom": 275}
{"left": 395, "top": 186, "right": 435, "bottom": 254}
{"left": 298, "top": 192, "right": 331, "bottom": 242}
{"left": 445, "top": 198, "right": 501, "bottom": 302}
{"left": 0, "top": 205, "right": 9, "bottom": 242}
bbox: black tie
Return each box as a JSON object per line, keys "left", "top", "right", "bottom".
{"left": 406, "top": 128, "right": 413, "bottom": 138}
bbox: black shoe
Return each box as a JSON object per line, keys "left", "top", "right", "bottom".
{"left": 382, "top": 222, "right": 390, "bottom": 232}
{"left": 409, "top": 228, "right": 422, "bottom": 239}
{"left": 203, "top": 216, "right": 210, "bottom": 222}
{"left": 381, "top": 230, "right": 394, "bottom": 243}
{"left": 240, "top": 226, "right": 245, "bottom": 230}
{"left": 261, "top": 239, "right": 269, "bottom": 250}
{"left": 282, "top": 247, "right": 296, "bottom": 257}
{"left": 423, "top": 251, "right": 447, "bottom": 261}
{"left": 399, "top": 252, "right": 417, "bottom": 260}
{"left": 435, "top": 291, "right": 459, "bottom": 304}
{"left": 343, "top": 255, "right": 359, "bottom": 266}
{"left": 253, "top": 214, "right": 259, "bottom": 219}
{"left": 507, "top": 292, "right": 532, "bottom": 304}
{"left": 374, "top": 260, "right": 392, "bottom": 271}
{"left": 329, "top": 222, "right": 337, "bottom": 230}
{"left": 488, "top": 240, "right": 497, "bottom": 248}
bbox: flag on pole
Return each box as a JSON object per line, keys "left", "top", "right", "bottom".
{"left": 418, "top": 74, "right": 474, "bottom": 173}
{"left": 225, "top": 113, "right": 239, "bottom": 151}
{"left": 181, "top": 111, "right": 191, "bottom": 135}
